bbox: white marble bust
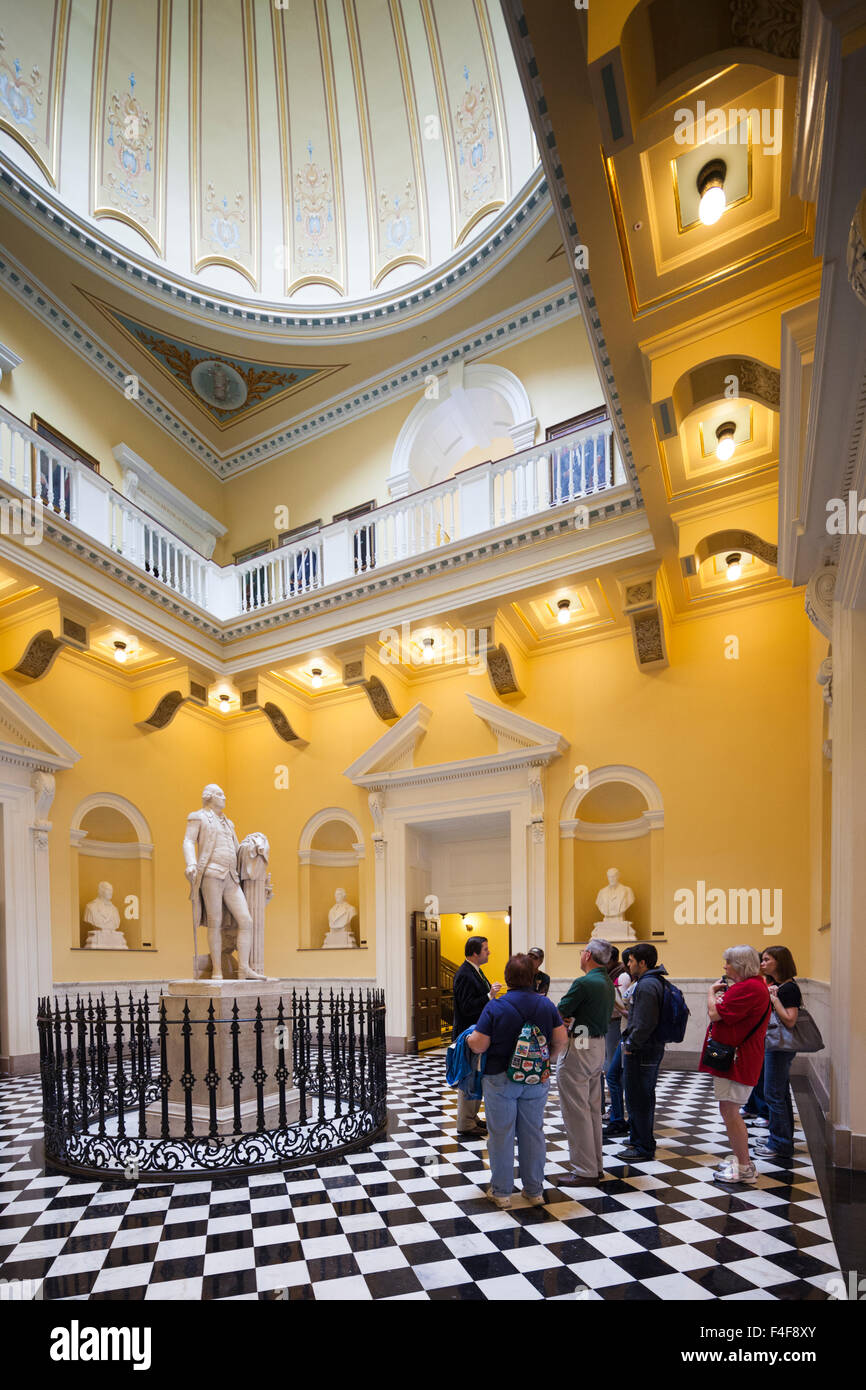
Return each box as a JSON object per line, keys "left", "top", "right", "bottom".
{"left": 83, "top": 881, "right": 128, "bottom": 950}
{"left": 322, "top": 888, "right": 358, "bottom": 949}
{"left": 591, "top": 867, "right": 636, "bottom": 942}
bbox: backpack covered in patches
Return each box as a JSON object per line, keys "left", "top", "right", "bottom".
{"left": 506, "top": 1021, "right": 550, "bottom": 1085}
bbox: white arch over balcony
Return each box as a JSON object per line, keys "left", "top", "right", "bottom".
{"left": 387, "top": 362, "right": 538, "bottom": 499}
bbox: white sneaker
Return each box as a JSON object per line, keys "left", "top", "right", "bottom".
{"left": 713, "top": 1159, "right": 757, "bottom": 1185}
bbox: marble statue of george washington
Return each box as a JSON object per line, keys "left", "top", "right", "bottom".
{"left": 183, "top": 782, "right": 264, "bottom": 980}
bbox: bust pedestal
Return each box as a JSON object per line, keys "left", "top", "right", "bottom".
{"left": 84, "top": 927, "right": 128, "bottom": 949}
{"left": 591, "top": 919, "right": 637, "bottom": 943}
{"left": 145, "top": 980, "right": 300, "bottom": 1136}
{"left": 322, "top": 925, "right": 358, "bottom": 949}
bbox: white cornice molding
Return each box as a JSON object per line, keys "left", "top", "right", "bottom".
{"left": 560, "top": 812, "right": 661, "bottom": 841}
{"left": 0, "top": 340, "right": 22, "bottom": 382}
{"left": 466, "top": 693, "right": 569, "bottom": 755}
{"left": 779, "top": 299, "right": 820, "bottom": 581}
{"left": 0, "top": 675, "right": 80, "bottom": 770}
{"left": 298, "top": 849, "right": 363, "bottom": 868}
{"left": 76, "top": 838, "right": 154, "bottom": 860}
{"left": 349, "top": 746, "right": 567, "bottom": 791}
{"left": 343, "top": 703, "right": 432, "bottom": 781}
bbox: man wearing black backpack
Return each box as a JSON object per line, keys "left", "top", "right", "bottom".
{"left": 618, "top": 943, "right": 682, "bottom": 1161}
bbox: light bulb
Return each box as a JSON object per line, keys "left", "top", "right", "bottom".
{"left": 726, "top": 553, "right": 742, "bottom": 582}
{"left": 422, "top": 636, "right": 435, "bottom": 663}
{"left": 698, "top": 185, "right": 726, "bottom": 226}
{"left": 715, "top": 421, "right": 736, "bottom": 462}
{"left": 696, "top": 158, "right": 727, "bottom": 227}
{"left": 311, "top": 668, "right": 323, "bottom": 689}
{"left": 556, "top": 599, "right": 571, "bottom": 626}
{"left": 218, "top": 691, "right": 231, "bottom": 712}
{"left": 113, "top": 640, "right": 128, "bottom": 664}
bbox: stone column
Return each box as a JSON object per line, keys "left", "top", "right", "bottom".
{"left": 829, "top": 600, "right": 866, "bottom": 1168}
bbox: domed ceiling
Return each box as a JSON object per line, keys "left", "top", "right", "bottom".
{"left": 0, "top": 0, "right": 539, "bottom": 309}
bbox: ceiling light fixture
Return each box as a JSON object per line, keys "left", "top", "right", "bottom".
{"left": 725, "top": 552, "right": 743, "bottom": 582}
{"left": 218, "top": 691, "right": 231, "bottom": 709}
{"left": 715, "top": 420, "right": 737, "bottom": 462}
{"left": 112, "top": 640, "right": 128, "bottom": 665}
{"left": 556, "top": 598, "right": 571, "bottom": 626}
{"left": 422, "top": 635, "right": 436, "bottom": 662}
{"left": 311, "top": 667, "right": 323, "bottom": 689}
{"left": 697, "top": 158, "right": 727, "bottom": 226}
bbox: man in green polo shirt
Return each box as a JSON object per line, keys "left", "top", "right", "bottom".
{"left": 556, "top": 938, "right": 615, "bottom": 1185}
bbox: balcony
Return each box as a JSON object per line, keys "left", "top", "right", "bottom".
{"left": 0, "top": 405, "right": 638, "bottom": 635}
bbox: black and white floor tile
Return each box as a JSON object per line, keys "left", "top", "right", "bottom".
{"left": 0, "top": 1053, "right": 843, "bottom": 1301}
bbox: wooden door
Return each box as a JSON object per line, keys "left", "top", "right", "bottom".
{"left": 412, "top": 912, "right": 441, "bottom": 1047}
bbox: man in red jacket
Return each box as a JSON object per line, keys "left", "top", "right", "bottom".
{"left": 700, "top": 944, "right": 771, "bottom": 1186}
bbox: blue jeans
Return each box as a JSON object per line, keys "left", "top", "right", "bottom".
{"left": 763, "top": 1050, "right": 795, "bottom": 1155}
{"left": 601, "top": 1019, "right": 622, "bottom": 1112}
{"left": 605, "top": 1039, "right": 625, "bottom": 1122}
{"left": 623, "top": 1044, "right": 664, "bottom": 1156}
{"left": 482, "top": 1071, "right": 549, "bottom": 1197}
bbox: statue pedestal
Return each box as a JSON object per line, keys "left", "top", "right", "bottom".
{"left": 591, "top": 919, "right": 637, "bottom": 943}
{"left": 322, "top": 927, "right": 358, "bottom": 949}
{"left": 145, "top": 980, "right": 300, "bottom": 1136}
{"left": 84, "top": 928, "right": 128, "bottom": 949}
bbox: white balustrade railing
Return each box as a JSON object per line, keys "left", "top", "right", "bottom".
{"left": 0, "top": 405, "right": 621, "bottom": 620}
{"left": 234, "top": 537, "right": 323, "bottom": 614}
{"left": 108, "top": 494, "right": 211, "bottom": 610}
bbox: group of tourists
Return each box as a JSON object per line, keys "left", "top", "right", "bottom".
{"left": 448, "top": 934, "right": 815, "bottom": 1207}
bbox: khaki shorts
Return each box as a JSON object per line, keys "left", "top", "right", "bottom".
{"left": 713, "top": 1076, "right": 754, "bottom": 1105}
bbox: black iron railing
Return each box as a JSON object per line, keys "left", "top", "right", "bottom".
{"left": 37, "top": 988, "right": 387, "bottom": 1181}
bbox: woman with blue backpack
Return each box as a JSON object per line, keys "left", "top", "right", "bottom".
{"left": 467, "top": 954, "right": 568, "bottom": 1209}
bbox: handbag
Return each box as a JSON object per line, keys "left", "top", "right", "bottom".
{"left": 765, "top": 1005, "right": 824, "bottom": 1053}
{"left": 701, "top": 1002, "right": 771, "bottom": 1072}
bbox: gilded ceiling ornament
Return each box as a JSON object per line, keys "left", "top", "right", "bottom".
{"left": 205, "top": 182, "right": 247, "bottom": 253}
{"left": 132, "top": 332, "right": 297, "bottom": 415}
{"left": 729, "top": 0, "right": 802, "bottom": 61}
{"left": 455, "top": 68, "right": 497, "bottom": 206}
{"left": 105, "top": 74, "right": 153, "bottom": 219}
{"left": 295, "top": 144, "right": 336, "bottom": 273}
{"left": 847, "top": 191, "right": 866, "bottom": 310}
{"left": 0, "top": 35, "right": 44, "bottom": 131}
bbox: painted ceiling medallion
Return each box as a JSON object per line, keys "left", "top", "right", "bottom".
{"left": 190, "top": 359, "right": 248, "bottom": 410}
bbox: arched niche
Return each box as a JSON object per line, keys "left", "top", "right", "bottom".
{"left": 559, "top": 766, "right": 664, "bottom": 943}
{"left": 387, "top": 363, "right": 537, "bottom": 499}
{"left": 70, "top": 794, "right": 155, "bottom": 951}
{"left": 298, "top": 808, "right": 365, "bottom": 950}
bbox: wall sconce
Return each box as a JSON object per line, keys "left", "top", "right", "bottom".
{"left": 461, "top": 912, "right": 472, "bottom": 931}
{"left": 556, "top": 598, "right": 571, "bottom": 626}
{"left": 714, "top": 421, "right": 736, "bottom": 462}
{"left": 697, "top": 158, "right": 727, "bottom": 226}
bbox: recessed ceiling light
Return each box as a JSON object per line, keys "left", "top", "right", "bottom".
{"left": 697, "top": 158, "right": 727, "bottom": 226}
{"left": 715, "top": 420, "right": 737, "bottom": 462}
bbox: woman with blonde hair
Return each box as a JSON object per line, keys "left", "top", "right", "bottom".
{"left": 700, "top": 945, "right": 771, "bottom": 1186}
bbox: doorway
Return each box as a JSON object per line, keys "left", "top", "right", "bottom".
{"left": 407, "top": 813, "right": 511, "bottom": 1051}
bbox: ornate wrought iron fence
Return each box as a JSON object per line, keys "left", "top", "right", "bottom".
{"left": 37, "top": 988, "right": 387, "bottom": 1180}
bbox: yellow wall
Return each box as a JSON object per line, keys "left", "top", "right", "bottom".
{"left": 0, "top": 287, "right": 226, "bottom": 543}
{"left": 440, "top": 911, "right": 511, "bottom": 993}
{"left": 1, "top": 584, "right": 817, "bottom": 998}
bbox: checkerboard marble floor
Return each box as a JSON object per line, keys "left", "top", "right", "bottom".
{"left": 0, "top": 1053, "right": 843, "bottom": 1301}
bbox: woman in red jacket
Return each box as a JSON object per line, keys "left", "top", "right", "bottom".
{"left": 700, "top": 945, "right": 771, "bottom": 1186}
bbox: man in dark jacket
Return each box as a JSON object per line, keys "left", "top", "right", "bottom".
{"left": 618, "top": 943, "right": 668, "bottom": 1160}
{"left": 452, "top": 937, "right": 502, "bottom": 1136}
{"left": 528, "top": 947, "right": 551, "bottom": 995}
